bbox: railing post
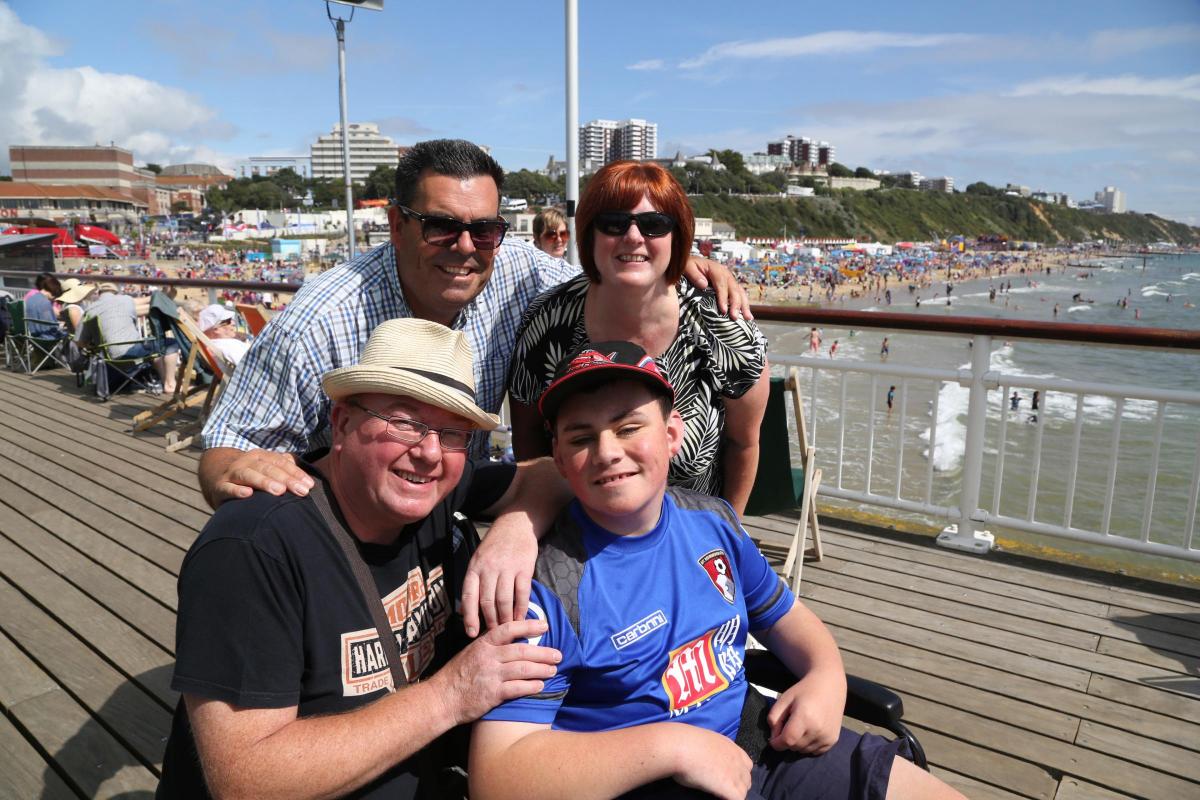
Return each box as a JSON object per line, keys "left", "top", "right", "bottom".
{"left": 937, "top": 333, "right": 996, "bottom": 554}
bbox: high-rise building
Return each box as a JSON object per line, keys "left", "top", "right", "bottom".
{"left": 310, "top": 123, "right": 400, "bottom": 182}
{"left": 919, "top": 176, "right": 954, "bottom": 193}
{"left": 765, "top": 135, "right": 835, "bottom": 168}
{"left": 579, "top": 119, "right": 657, "bottom": 168}
{"left": 1095, "top": 186, "right": 1126, "bottom": 213}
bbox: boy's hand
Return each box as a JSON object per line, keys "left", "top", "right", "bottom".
{"left": 766, "top": 673, "right": 844, "bottom": 754}
{"left": 671, "top": 725, "right": 753, "bottom": 800}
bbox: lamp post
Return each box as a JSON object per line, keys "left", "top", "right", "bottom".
{"left": 564, "top": 0, "right": 579, "bottom": 264}
{"left": 324, "top": 0, "right": 383, "bottom": 258}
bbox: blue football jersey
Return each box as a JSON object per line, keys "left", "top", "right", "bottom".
{"left": 483, "top": 488, "right": 794, "bottom": 738}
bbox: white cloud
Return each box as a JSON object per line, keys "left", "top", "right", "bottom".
{"left": 679, "top": 31, "right": 978, "bottom": 69}
{"left": 627, "top": 59, "right": 665, "bottom": 71}
{"left": 1009, "top": 74, "right": 1200, "bottom": 102}
{"left": 1086, "top": 24, "right": 1200, "bottom": 56}
{"left": 0, "top": 4, "right": 234, "bottom": 171}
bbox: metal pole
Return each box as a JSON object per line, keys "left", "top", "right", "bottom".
{"left": 936, "top": 333, "right": 995, "bottom": 554}
{"left": 565, "top": 0, "right": 579, "bottom": 264}
{"left": 335, "top": 18, "right": 356, "bottom": 256}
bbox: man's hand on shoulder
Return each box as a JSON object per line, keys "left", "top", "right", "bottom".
{"left": 430, "top": 618, "right": 560, "bottom": 726}
{"left": 199, "top": 447, "right": 315, "bottom": 509}
{"left": 461, "top": 515, "right": 539, "bottom": 637}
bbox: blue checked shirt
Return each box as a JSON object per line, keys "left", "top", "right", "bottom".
{"left": 202, "top": 238, "right": 579, "bottom": 457}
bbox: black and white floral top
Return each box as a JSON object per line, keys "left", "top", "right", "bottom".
{"left": 508, "top": 274, "right": 767, "bottom": 498}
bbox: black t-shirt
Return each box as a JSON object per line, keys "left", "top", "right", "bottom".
{"left": 157, "top": 457, "right": 516, "bottom": 799}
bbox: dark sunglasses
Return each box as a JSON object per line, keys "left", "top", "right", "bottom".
{"left": 542, "top": 229, "right": 569, "bottom": 241}
{"left": 397, "top": 204, "right": 509, "bottom": 250}
{"left": 593, "top": 211, "right": 676, "bottom": 238}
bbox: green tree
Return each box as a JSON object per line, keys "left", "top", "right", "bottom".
{"left": 965, "top": 181, "right": 1002, "bottom": 196}
{"left": 854, "top": 166, "right": 875, "bottom": 178}
{"left": 271, "top": 167, "right": 307, "bottom": 198}
{"left": 827, "top": 162, "right": 854, "bottom": 178}
{"left": 708, "top": 149, "right": 746, "bottom": 175}
{"left": 503, "top": 169, "right": 560, "bottom": 203}
{"left": 170, "top": 200, "right": 191, "bottom": 214}
{"left": 143, "top": 163, "right": 163, "bottom": 174}
{"left": 361, "top": 165, "right": 396, "bottom": 201}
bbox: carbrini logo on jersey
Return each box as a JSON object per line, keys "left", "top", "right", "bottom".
{"left": 338, "top": 564, "right": 450, "bottom": 696}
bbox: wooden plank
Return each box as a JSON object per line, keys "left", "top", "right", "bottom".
{"left": 839, "top": 650, "right": 1080, "bottom": 742}
{"left": 0, "top": 496, "right": 177, "bottom": 649}
{"left": 1104, "top": 605, "right": 1200, "bottom": 643}
{"left": 0, "top": 381, "right": 204, "bottom": 488}
{"left": 804, "top": 559, "right": 1101, "bottom": 650}
{"left": 933, "top": 768, "right": 1032, "bottom": 800}
{"left": 833, "top": 626, "right": 1200, "bottom": 749}
{"left": 1054, "top": 777, "right": 1136, "bottom": 800}
{"left": 0, "top": 460, "right": 185, "bottom": 578}
{"left": 0, "top": 421, "right": 210, "bottom": 530}
{"left": 6, "top": 686, "right": 161, "bottom": 798}
{"left": 901, "top": 723, "right": 1057, "bottom": 800}
{"left": 0, "top": 549, "right": 177, "bottom": 710}
{"left": 0, "top": 629, "right": 61, "bottom": 709}
{"left": 903, "top": 695, "right": 1200, "bottom": 800}
{"left": 0, "top": 712, "right": 78, "bottom": 800}
{"left": 1087, "top": 674, "right": 1200, "bottom": 725}
{"left": 806, "top": 597, "right": 1092, "bottom": 691}
{"left": 1075, "top": 720, "right": 1200, "bottom": 782}
{"left": 1096, "top": 634, "right": 1200, "bottom": 675}
{"left": 819, "top": 548, "right": 1200, "bottom": 656}
{"left": 0, "top": 439, "right": 200, "bottom": 551}
{"left": 805, "top": 582, "right": 1189, "bottom": 690}
{"left": 826, "top": 525, "right": 1199, "bottom": 616}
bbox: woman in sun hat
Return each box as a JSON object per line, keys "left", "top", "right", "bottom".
{"left": 56, "top": 278, "right": 95, "bottom": 336}
{"left": 506, "top": 161, "right": 769, "bottom": 515}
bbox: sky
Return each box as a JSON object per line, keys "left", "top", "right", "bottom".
{"left": 2, "top": 0, "right": 1199, "bottom": 225}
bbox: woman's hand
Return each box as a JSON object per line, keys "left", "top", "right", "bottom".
{"left": 683, "top": 257, "right": 754, "bottom": 320}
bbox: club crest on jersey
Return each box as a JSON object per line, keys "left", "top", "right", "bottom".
{"left": 661, "top": 628, "right": 730, "bottom": 714}
{"left": 698, "top": 549, "right": 736, "bottom": 604}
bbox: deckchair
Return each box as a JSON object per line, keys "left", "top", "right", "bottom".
{"left": 6, "top": 299, "right": 70, "bottom": 374}
{"left": 78, "top": 315, "right": 164, "bottom": 400}
{"left": 131, "top": 294, "right": 214, "bottom": 433}
{"left": 743, "top": 366, "right": 823, "bottom": 591}
{"left": 163, "top": 310, "right": 236, "bottom": 453}
{"left": 235, "top": 303, "right": 272, "bottom": 336}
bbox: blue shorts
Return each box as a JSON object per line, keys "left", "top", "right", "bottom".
{"left": 120, "top": 340, "right": 179, "bottom": 359}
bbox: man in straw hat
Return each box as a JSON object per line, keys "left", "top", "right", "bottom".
{"left": 159, "top": 318, "right": 567, "bottom": 799}
{"left": 195, "top": 139, "right": 750, "bottom": 633}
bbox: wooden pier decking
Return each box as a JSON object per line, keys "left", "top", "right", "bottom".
{"left": 0, "top": 367, "right": 1197, "bottom": 800}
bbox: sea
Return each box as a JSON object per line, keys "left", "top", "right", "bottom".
{"left": 759, "top": 253, "right": 1200, "bottom": 583}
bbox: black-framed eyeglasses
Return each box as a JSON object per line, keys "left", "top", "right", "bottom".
{"left": 349, "top": 400, "right": 473, "bottom": 451}
{"left": 397, "top": 204, "right": 509, "bottom": 250}
{"left": 593, "top": 211, "right": 676, "bottom": 238}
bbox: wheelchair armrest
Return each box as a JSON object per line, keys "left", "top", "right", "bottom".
{"left": 744, "top": 649, "right": 928, "bottom": 771}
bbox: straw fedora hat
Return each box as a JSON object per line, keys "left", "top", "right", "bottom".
{"left": 321, "top": 318, "right": 501, "bottom": 430}
{"left": 57, "top": 278, "right": 95, "bottom": 305}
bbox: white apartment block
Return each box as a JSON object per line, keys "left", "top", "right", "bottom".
{"left": 1095, "top": 186, "right": 1126, "bottom": 213}
{"left": 579, "top": 119, "right": 658, "bottom": 167}
{"left": 311, "top": 123, "right": 400, "bottom": 182}
{"left": 919, "top": 176, "right": 954, "bottom": 193}
{"left": 766, "top": 136, "right": 835, "bottom": 167}
{"left": 236, "top": 156, "right": 312, "bottom": 180}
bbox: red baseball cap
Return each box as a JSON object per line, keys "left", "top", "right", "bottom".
{"left": 538, "top": 340, "right": 675, "bottom": 420}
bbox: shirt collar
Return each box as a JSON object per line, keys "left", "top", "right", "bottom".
{"left": 384, "top": 241, "right": 478, "bottom": 331}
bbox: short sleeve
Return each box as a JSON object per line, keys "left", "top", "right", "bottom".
{"left": 172, "top": 532, "right": 306, "bottom": 708}
{"left": 202, "top": 321, "right": 327, "bottom": 452}
{"left": 685, "top": 283, "right": 767, "bottom": 400}
{"left": 481, "top": 582, "right": 580, "bottom": 724}
{"left": 735, "top": 530, "right": 795, "bottom": 631}
{"left": 458, "top": 460, "right": 517, "bottom": 518}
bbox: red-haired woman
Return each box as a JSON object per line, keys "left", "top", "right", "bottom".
{"left": 508, "top": 161, "right": 768, "bottom": 515}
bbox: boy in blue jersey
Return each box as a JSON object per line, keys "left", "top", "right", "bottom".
{"left": 471, "top": 343, "right": 964, "bottom": 800}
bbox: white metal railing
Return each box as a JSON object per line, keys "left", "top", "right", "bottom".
{"left": 771, "top": 333, "right": 1200, "bottom": 563}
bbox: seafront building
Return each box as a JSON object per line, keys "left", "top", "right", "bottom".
{"left": 919, "top": 176, "right": 954, "bottom": 193}
{"left": 767, "top": 135, "right": 836, "bottom": 168}
{"left": 1096, "top": 185, "right": 1127, "bottom": 213}
{"left": 235, "top": 156, "right": 312, "bottom": 180}
{"left": 579, "top": 118, "right": 658, "bottom": 168}
{"left": 310, "top": 123, "right": 400, "bottom": 182}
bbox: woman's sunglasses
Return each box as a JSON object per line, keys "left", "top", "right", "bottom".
{"left": 593, "top": 211, "right": 676, "bottom": 238}
{"left": 541, "top": 229, "right": 569, "bottom": 242}
{"left": 397, "top": 204, "right": 509, "bottom": 250}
